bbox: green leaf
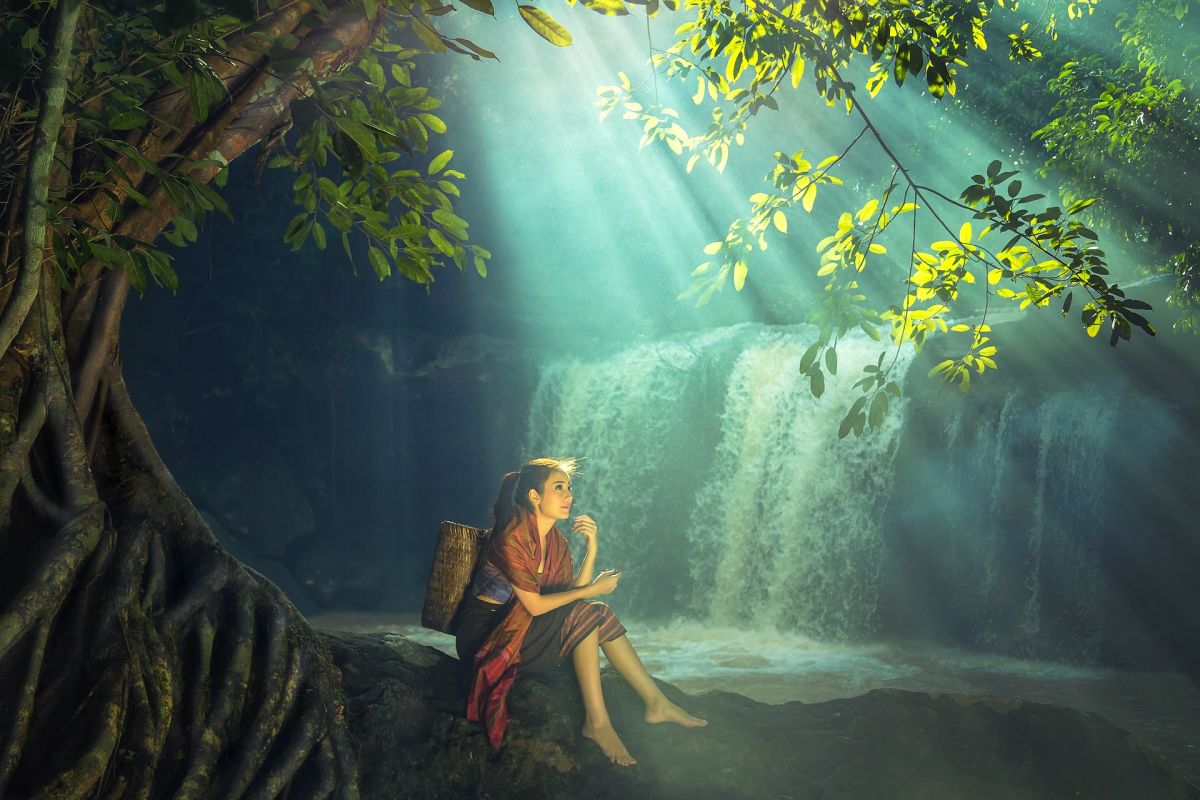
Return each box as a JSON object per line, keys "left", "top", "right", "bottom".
{"left": 582, "top": 0, "right": 629, "bottom": 15}
{"left": 420, "top": 113, "right": 447, "bottom": 134}
{"left": 312, "top": 221, "right": 327, "bottom": 251}
{"left": 432, "top": 208, "right": 468, "bottom": 237}
{"left": 429, "top": 228, "right": 456, "bottom": 257}
{"left": 428, "top": 149, "right": 453, "bottom": 174}
{"left": 110, "top": 110, "right": 149, "bottom": 130}
{"left": 458, "top": 0, "right": 495, "bottom": 13}
{"left": 368, "top": 245, "right": 391, "bottom": 278}
{"left": 838, "top": 411, "right": 855, "bottom": 439}
{"left": 518, "top": 5, "right": 573, "bottom": 46}
{"left": 333, "top": 118, "right": 380, "bottom": 159}
{"left": 142, "top": 248, "right": 179, "bottom": 292}
{"left": 173, "top": 215, "right": 198, "bottom": 242}
{"left": 413, "top": 21, "right": 446, "bottom": 52}
{"left": 799, "top": 342, "right": 820, "bottom": 372}
{"left": 809, "top": 368, "right": 825, "bottom": 398}
{"left": 868, "top": 391, "right": 888, "bottom": 429}
{"left": 160, "top": 62, "right": 186, "bottom": 87}
{"left": 455, "top": 37, "right": 498, "bottom": 60}
{"left": 824, "top": 347, "right": 837, "bottom": 375}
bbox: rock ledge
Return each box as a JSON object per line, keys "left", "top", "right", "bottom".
{"left": 320, "top": 631, "right": 1199, "bottom": 800}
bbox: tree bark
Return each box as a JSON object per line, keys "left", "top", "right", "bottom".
{"left": 0, "top": 2, "right": 383, "bottom": 796}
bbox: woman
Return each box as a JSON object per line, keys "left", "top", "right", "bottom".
{"left": 455, "top": 457, "right": 707, "bottom": 766}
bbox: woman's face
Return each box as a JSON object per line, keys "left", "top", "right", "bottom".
{"left": 533, "top": 469, "right": 573, "bottom": 520}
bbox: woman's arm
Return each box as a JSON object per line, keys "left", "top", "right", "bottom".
{"left": 574, "top": 540, "right": 597, "bottom": 587}
{"left": 512, "top": 582, "right": 599, "bottom": 617}
{"left": 571, "top": 516, "right": 598, "bottom": 587}
{"left": 512, "top": 569, "right": 621, "bottom": 616}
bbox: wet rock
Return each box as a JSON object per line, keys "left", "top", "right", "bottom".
{"left": 319, "top": 630, "right": 1200, "bottom": 800}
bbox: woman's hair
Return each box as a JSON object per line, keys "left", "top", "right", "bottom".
{"left": 491, "top": 457, "right": 578, "bottom": 535}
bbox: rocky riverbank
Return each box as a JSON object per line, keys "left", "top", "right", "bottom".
{"left": 320, "top": 630, "right": 1200, "bottom": 800}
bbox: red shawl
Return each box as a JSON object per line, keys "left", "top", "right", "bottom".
{"left": 465, "top": 511, "right": 574, "bottom": 749}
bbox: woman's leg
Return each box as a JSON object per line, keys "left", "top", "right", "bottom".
{"left": 572, "top": 627, "right": 637, "bottom": 766}
{"left": 600, "top": 635, "right": 707, "bottom": 727}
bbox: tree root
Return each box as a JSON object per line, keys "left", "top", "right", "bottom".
{"left": 1, "top": 3, "right": 374, "bottom": 793}
{"left": 0, "top": 621, "right": 50, "bottom": 788}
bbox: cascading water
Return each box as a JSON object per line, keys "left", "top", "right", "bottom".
{"left": 888, "top": 386, "right": 1119, "bottom": 662}
{"left": 688, "top": 333, "right": 912, "bottom": 638}
{"left": 524, "top": 324, "right": 912, "bottom": 640}
{"left": 1024, "top": 391, "right": 1114, "bottom": 660}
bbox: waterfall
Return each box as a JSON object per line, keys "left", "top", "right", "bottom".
{"left": 686, "top": 333, "right": 911, "bottom": 638}
{"left": 898, "top": 387, "right": 1118, "bottom": 662}
{"left": 524, "top": 324, "right": 912, "bottom": 638}
{"left": 1021, "top": 392, "right": 1114, "bottom": 660}
{"left": 521, "top": 322, "right": 1189, "bottom": 665}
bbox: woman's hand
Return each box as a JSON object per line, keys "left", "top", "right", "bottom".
{"left": 572, "top": 515, "right": 598, "bottom": 547}
{"left": 590, "top": 568, "right": 621, "bottom": 596}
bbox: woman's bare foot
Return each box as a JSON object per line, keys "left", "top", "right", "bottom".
{"left": 581, "top": 721, "right": 637, "bottom": 766}
{"left": 645, "top": 699, "right": 708, "bottom": 727}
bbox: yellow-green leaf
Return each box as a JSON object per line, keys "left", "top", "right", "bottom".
{"left": 419, "top": 113, "right": 447, "bottom": 134}
{"left": 429, "top": 149, "right": 453, "bottom": 175}
{"left": 928, "top": 359, "right": 955, "bottom": 378}
{"left": 518, "top": 5, "right": 572, "bottom": 46}
{"left": 790, "top": 56, "right": 805, "bottom": 88}
{"left": 733, "top": 259, "right": 748, "bottom": 290}
{"left": 429, "top": 228, "right": 456, "bottom": 257}
{"left": 459, "top": 0, "right": 495, "bottom": 14}
{"left": 773, "top": 210, "right": 787, "bottom": 234}
{"left": 856, "top": 199, "right": 878, "bottom": 223}
{"left": 582, "top": 0, "right": 629, "bottom": 16}
{"left": 802, "top": 183, "right": 817, "bottom": 212}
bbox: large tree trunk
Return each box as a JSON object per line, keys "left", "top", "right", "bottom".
{"left": 0, "top": 2, "right": 383, "bottom": 796}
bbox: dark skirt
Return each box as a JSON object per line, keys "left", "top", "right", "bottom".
{"left": 454, "top": 594, "right": 625, "bottom": 674}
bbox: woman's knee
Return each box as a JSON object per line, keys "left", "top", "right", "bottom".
{"left": 589, "top": 601, "right": 623, "bottom": 626}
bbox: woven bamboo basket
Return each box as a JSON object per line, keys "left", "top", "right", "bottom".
{"left": 421, "top": 520, "right": 491, "bottom": 633}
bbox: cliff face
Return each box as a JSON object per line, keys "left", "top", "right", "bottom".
{"left": 320, "top": 631, "right": 1200, "bottom": 800}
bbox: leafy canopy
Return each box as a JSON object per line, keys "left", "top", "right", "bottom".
{"left": 2, "top": 0, "right": 1168, "bottom": 441}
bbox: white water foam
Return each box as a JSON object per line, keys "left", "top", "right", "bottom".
{"left": 686, "top": 333, "right": 912, "bottom": 638}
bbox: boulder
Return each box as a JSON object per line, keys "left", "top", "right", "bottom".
{"left": 320, "top": 631, "right": 1200, "bottom": 800}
